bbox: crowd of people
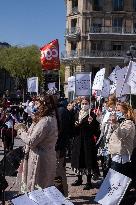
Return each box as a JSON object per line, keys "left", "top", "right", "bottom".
{"left": 0, "top": 91, "right": 136, "bottom": 202}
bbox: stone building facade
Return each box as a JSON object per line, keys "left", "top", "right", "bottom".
{"left": 61, "top": 0, "right": 136, "bottom": 92}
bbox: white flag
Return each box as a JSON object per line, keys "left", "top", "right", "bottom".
{"left": 68, "top": 76, "right": 75, "bottom": 92}
{"left": 101, "top": 79, "right": 110, "bottom": 98}
{"left": 92, "top": 68, "right": 105, "bottom": 91}
{"left": 95, "top": 168, "right": 131, "bottom": 205}
{"left": 108, "top": 65, "right": 121, "bottom": 83}
{"left": 75, "top": 73, "right": 91, "bottom": 96}
{"left": 116, "top": 67, "right": 130, "bottom": 97}
{"left": 27, "top": 77, "right": 38, "bottom": 94}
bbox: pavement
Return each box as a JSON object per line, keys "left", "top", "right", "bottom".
{"left": 0, "top": 138, "right": 136, "bottom": 205}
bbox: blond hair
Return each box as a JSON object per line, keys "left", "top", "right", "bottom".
{"left": 119, "top": 102, "right": 135, "bottom": 122}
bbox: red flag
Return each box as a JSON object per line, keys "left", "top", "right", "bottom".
{"left": 40, "top": 39, "right": 60, "bottom": 70}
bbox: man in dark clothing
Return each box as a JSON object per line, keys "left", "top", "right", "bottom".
{"left": 55, "top": 98, "right": 71, "bottom": 197}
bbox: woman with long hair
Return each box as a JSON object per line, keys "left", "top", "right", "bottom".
{"left": 108, "top": 102, "right": 135, "bottom": 177}
{"left": 71, "top": 97, "right": 100, "bottom": 190}
{"left": 15, "top": 95, "right": 58, "bottom": 192}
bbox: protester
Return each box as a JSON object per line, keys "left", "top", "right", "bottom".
{"left": 55, "top": 97, "right": 71, "bottom": 197}
{"left": 15, "top": 95, "right": 58, "bottom": 192}
{"left": 108, "top": 102, "right": 135, "bottom": 177}
{"left": 97, "top": 95, "right": 117, "bottom": 177}
{"left": 71, "top": 97, "right": 100, "bottom": 190}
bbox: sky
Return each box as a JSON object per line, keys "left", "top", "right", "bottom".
{"left": 0, "top": 0, "right": 66, "bottom": 52}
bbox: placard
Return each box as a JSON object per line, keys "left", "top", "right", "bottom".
{"left": 12, "top": 186, "right": 74, "bottom": 205}
{"left": 27, "top": 77, "right": 38, "bottom": 94}
{"left": 92, "top": 68, "right": 105, "bottom": 91}
{"left": 101, "top": 79, "right": 110, "bottom": 98}
{"left": 75, "top": 73, "right": 91, "bottom": 96}
{"left": 95, "top": 168, "right": 131, "bottom": 205}
{"left": 116, "top": 67, "right": 130, "bottom": 97}
{"left": 125, "top": 61, "right": 136, "bottom": 95}
{"left": 108, "top": 66, "right": 121, "bottom": 83}
{"left": 68, "top": 76, "right": 75, "bottom": 92}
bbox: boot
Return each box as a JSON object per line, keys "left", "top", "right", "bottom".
{"left": 71, "top": 175, "right": 83, "bottom": 186}
{"left": 83, "top": 175, "right": 93, "bottom": 190}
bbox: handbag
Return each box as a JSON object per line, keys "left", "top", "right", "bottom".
{"left": 0, "top": 174, "right": 8, "bottom": 190}
{"left": 0, "top": 146, "right": 25, "bottom": 176}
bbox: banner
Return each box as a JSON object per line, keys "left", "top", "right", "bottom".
{"left": 40, "top": 39, "right": 60, "bottom": 70}
{"left": 108, "top": 65, "right": 121, "bottom": 83}
{"left": 101, "top": 79, "right": 110, "bottom": 98}
{"left": 68, "top": 76, "right": 75, "bottom": 92}
{"left": 92, "top": 68, "right": 105, "bottom": 91}
{"left": 116, "top": 67, "right": 130, "bottom": 97}
{"left": 95, "top": 168, "right": 131, "bottom": 205}
{"left": 75, "top": 73, "right": 91, "bottom": 96}
{"left": 27, "top": 77, "right": 38, "bottom": 94}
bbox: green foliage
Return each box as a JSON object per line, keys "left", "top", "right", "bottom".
{"left": 0, "top": 45, "right": 42, "bottom": 80}
{"left": 60, "top": 63, "right": 65, "bottom": 83}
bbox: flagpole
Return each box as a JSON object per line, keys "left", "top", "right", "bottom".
{"left": 58, "top": 70, "right": 61, "bottom": 92}
{"left": 130, "top": 89, "right": 132, "bottom": 106}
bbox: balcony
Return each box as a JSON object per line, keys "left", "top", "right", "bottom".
{"left": 61, "top": 49, "right": 126, "bottom": 64}
{"left": 62, "top": 49, "right": 126, "bottom": 58}
{"left": 89, "top": 26, "right": 136, "bottom": 34}
{"left": 70, "top": 7, "right": 79, "bottom": 15}
{"left": 65, "top": 27, "right": 81, "bottom": 41}
{"left": 92, "top": 5, "right": 103, "bottom": 11}
{"left": 88, "top": 26, "right": 136, "bottom": 41}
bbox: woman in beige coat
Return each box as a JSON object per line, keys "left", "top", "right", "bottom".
{"left": 108, "top": 102, "right": 135, "bottom": 177}
{"left": 16, "top": 95, "right": 58, "bottom": 192}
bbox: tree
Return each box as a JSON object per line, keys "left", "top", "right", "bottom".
{"left": 60, "top": 63, "right": 65, "bottom": 84}
{"left": 0, "top": 45, "right": 43, "bottom": 99}
{"left": 0, "top": 45, "right": 42, "bottom": 79}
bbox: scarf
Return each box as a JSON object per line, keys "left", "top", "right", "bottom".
{"left": 78, "top": 109, "right": 89, "bottom": 123}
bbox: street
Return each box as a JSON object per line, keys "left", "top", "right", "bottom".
{"left": 0, "top": 138, "right": 136, "bottom": 205}
{"left": 0, "top": 137, "right": 100, "bottom": 205}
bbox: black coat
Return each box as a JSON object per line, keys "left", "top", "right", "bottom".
{"left": 71, "top": 111, "right": 100, "bottom": 170}
{"left": 55, "top": 105, "right": 71, "bottom": 152}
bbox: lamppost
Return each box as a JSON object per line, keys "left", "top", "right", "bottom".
{"left": 124, "top": 45, "right": 136, "bottom": 66}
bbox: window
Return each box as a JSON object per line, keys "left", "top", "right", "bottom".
{"left": 112, "top": 17, "right": 122, "bottom": 33}
{"left": 72, "top": 0, "right": 78, "bottom": 8}
{"left": 133, "top": 19, "right": 136, "bottom": 33}
{"left": 92, "top": 0, "right": 103, "bottom": 11}
{"left": 91, "top": 41, "right": 103, "bottom": 50}
{"left": 72, "top": 0, "right": 78, "bottom": 13}
{"left": 71, "top": 19, "right": 77, "bottom": 28}
{"left": 134, "top": 0, "right": 136, "bottom": 11}
{"left": 71, "top": 42, "right": 77, "bottom": 57}
{"left": 92, "top": 18, "right": 102, "bottom": 32}
{"left": 71, "top": 42, "right": 77, "bottom": 51}
{"left": 112, "top": 44, "right": 122, "bottom": 50}
{"left": 112, "top": 0, "right": 124, "bottom": 11}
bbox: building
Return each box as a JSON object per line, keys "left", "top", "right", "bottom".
{"left": 61, "top": 0, "right": 136, "bottom": 93}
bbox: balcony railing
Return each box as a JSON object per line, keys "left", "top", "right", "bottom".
{"left": 89, "top": 26, "right": 136, "bottom": 34}
{"left": 70, "top": 7, "right": 79, "bottom": 14}
{"left": 66, "top": 27, "right": 81, "bottom": 36}
{"left": 61, "top": 50, "right": 126, "bottom": 59}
